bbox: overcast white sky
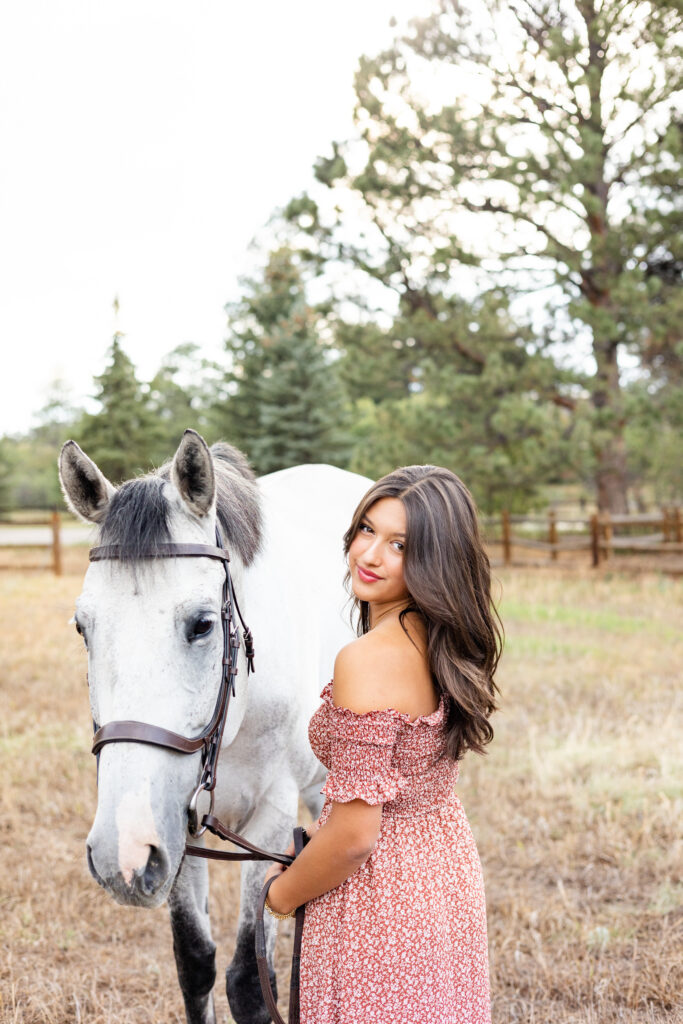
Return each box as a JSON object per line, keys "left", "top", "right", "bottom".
{"left": 0, "top": 0, "right": 435, "bottom": 436}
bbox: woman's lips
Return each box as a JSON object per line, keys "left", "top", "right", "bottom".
{"left": 357, "top": 565, "right": 382, "bottom": 583}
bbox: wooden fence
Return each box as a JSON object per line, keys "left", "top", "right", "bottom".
{"left": 482, "top": 507, "right": 683, "bottom": 568}
{"left": 0, "top": 508, "right": 682, "bottom": 576}
{"left": 0, "top": 511, "right": 63, "bottom": 575}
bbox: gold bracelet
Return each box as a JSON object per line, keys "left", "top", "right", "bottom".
{"left": 264, "top": 893, "right": 295, "bottom": 920}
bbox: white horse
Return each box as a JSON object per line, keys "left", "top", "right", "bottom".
{"left": 59, "top": 430, "right": 370, "bottom": 1024}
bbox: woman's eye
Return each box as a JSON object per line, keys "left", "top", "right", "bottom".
{"left": 189, "top": 617, "right": 214, "bottom": 641}
{"left": 359, "top": 523, "right": 373, "bottom": 534}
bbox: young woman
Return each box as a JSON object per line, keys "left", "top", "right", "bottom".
{"left": 264, "top": 464, "right": 502, "bottom": 1024}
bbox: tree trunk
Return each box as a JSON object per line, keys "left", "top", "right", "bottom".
{"left": 595, "top": 433, "right": 629, "bottom": 513}
{"left": 592, "top": 339, "right": 629, "bottom": 513}
{"left": 579, "top": 7, "right": 630, "bottom": 515}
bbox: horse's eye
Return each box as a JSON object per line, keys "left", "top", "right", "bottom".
{"left": 189, "top": 617, "right": 214, "bottom": 641}
{"left": 74, "top": 619, "right": 87, "bottom": 647}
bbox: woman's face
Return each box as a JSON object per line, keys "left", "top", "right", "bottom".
{"left": 348, "top": 497, "right": 409, "bottom": 606}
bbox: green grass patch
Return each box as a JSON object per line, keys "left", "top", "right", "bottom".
{"left": 501, "top": 599, "right": 679, "bottom": 639}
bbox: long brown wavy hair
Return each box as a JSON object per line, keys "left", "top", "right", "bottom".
{"left": 343, "top": 465, "right": 503, "bottom": 762}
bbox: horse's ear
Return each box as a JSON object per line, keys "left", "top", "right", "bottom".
{"left": 171, "top": 429, "right": 216, "bottom": 518}
{"left": 59, "top": 441, "right": 117, "bottom": 524}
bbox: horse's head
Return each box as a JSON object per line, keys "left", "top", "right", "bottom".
{"left": 59, "top": 430, "right": 261, "bottom": 907}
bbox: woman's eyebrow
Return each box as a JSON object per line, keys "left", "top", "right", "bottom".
{"left": 363, "top": 514, "right": 405, "bottom": 538}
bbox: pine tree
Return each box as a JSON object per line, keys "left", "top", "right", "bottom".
{"left": 147, "top": 343, "right": 222, "bottom": 461}
{"left": 0, "top": 438, "right": 14, "bottom": 511}
{"left": 285, "top": 0, "right": 682, "bottom": 510}
{"left": 343, "top": 293, "right": 578, "bottom": 512}
{"left": 285, "top": 205, "right": 581, "bottom": 511}
{"left": 212, "top": 248, "right": 352, "bottom": 474}
{"left": 77, "top": 335, "right": 164, "bottom": 481}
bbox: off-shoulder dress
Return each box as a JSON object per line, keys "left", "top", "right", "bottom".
{"left": 300, "top": 681, "right": 490, "bottom": 1024}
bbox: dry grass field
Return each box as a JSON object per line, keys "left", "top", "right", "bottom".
{"left": 1, "top": 554, "right": 681, "bottom": 1023}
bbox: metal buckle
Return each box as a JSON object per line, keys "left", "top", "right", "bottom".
{"left": 188, "top": 781, "right": 215, "bottom": 837}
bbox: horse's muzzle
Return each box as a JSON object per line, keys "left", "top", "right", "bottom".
{"left": 86, "top": 840, "right": 172, "bottom": 907}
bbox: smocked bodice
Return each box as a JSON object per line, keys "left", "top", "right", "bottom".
{"left": 308, "top": 681, "right": 459, "bottom": 817}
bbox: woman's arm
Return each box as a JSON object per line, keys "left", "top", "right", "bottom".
{"left": 266, "top": 640, "right": 405, "bottom": 914}
{"left": 264, "top": 798, "right": 382, "bottom": 915}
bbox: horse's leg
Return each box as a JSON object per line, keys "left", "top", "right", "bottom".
{"left": 226, "top": 799, "right": 295, "bottom": 1024}
{"left": 168, "top": 854, "right": 217, "bottom": 1024}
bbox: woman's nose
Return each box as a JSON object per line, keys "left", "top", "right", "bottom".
{"left": 364, "top": 538, "right": 382, "bottom": 564}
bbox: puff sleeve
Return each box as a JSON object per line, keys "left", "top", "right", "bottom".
{"left": 321, "top": 703, "right": 407, "bottom": 806}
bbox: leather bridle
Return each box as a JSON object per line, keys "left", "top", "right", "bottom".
{"left": 88, "top": 527, "right": 255, "bottom": 838}
{"left": 87, "top": 526, "right": 304, "bottom": 1023}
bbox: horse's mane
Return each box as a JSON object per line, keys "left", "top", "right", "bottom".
{"left": 99, "top": 442, "right": 263, "bottom": 566}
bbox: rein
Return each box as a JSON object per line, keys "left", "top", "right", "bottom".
{"left": 88, "top": 528, "right": 303, "bottom": 1023}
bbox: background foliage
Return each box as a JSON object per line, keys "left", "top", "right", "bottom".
{"left": 2, "top": 0, "right": 680, "bottom": 514}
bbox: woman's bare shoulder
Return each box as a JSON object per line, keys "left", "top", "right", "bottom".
{"left": 332, "top": 628, "right": 434, "bottom": 717}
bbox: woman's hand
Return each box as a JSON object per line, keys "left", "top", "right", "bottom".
{"left": 270, "top": 819, "right": 321, "bottom": 873}
{"left": 264, "top": 819, "right": 325, "bottom": 917}
{"left": 264, "top": 861, "right": 285, "bottom": 887}
{"left": 281, "top": 819, "right": 320, "bottom": 861}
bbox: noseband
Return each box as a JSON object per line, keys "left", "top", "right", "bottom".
{"left": 88, "top": 527, "right": 254, "bottom": 837}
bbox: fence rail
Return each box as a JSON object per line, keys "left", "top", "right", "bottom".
{"left": 0, "top": 511, "right": 63, "bottom": 575}
{"left": 0, "top": 508, "right": 681, "bottom": 576}
{"left": 483, "top": 507, "right": 683, "bottom": 569}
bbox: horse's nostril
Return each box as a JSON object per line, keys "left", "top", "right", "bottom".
{"left": 86, "top": 842, "right": 104, "bottom": 886}
{"left": 140, "top": 845, "right": 168, "bottom": 896}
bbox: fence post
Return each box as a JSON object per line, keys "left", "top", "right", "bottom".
{"left": 502, "top": 509, "right": 511, "bottom": 566}
{"left": 548, "top": 508, "right": 557, "bottom": 562}
{"left": 674, "top": 507, "right": 682, "bottom": 544}
{"left": 51, "top": 510, "right": 62, "bottom": 576}
{"left": 590, "top": 513, "right": 600, "bottom": 567}
{"left": 602, "top": 512, "right": 613, "bottom": 561}
{"left": 662, "top": 507, "right": 671, "bottom": 543}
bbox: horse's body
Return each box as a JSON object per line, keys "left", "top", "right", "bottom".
{"left": 59, "top": 432, "right": 370, "bottom": 1024}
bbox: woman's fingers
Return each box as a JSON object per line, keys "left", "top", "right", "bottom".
{"left": 264, "top": 862, "right": 284, "bottom": 886}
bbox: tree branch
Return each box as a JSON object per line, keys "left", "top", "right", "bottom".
{"left": 607, "top": 82, "right": 682, "bottom": 149}
{"left": 460, "top": 197, "right": 579, "bottom": 267}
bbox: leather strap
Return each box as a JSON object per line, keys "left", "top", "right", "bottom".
{"left": 92, "top": 720, "right": 208, "bottom": 756}
{"left": 255, "top": 826, "right": 307, "bottom": 1024}
{"left": 257, "top": 876, "right": 286, "bottom": 1024}
{"left": 288, "top": 828, "right": 306, "bottom": 1024}
{"left": 186, "top": 816, "right": 294, "bottom": 866}
{"left": 90, "top": 543, "right": 231, "bottom": 562}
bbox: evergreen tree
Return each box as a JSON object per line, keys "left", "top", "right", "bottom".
{"left": 285, "top": 0, "right": 682, "bottom": 510}
{"left": 0, "top": 380, "right": 83, "bottom": 510}
{"left": 147, "top": 343, "right": 222, "bottom": 461}
{"left": 0, "top": 437, "right": 14, "bottom": 511}
{"left": 212, "top": 248, "right": 352, "bottom": 474}
{"left": 285, "top": 204, "right": 581, "bottom": 511}
{"left": 343, "top": 293, "right": 579, "bottom": 512}
{"left": 32, "top": 378, "right": 81, "bottom": 448}
{"left": 77, "top": 335, "right": 164, "bottom": 481}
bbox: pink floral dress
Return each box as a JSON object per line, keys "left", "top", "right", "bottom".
{"left": 300, "top": 682, "right": 490, "bottom": 1024}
